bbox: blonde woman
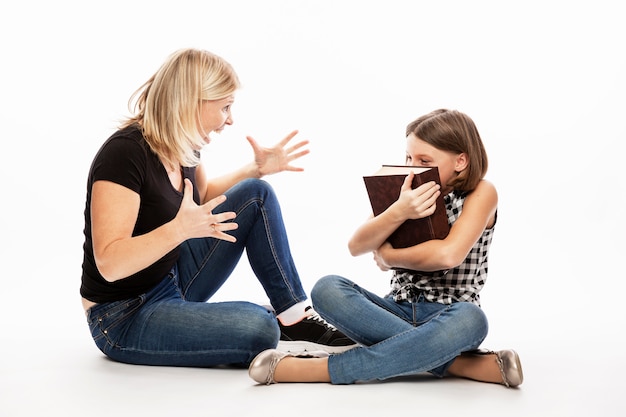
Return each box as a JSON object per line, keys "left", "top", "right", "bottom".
{"left": 80, "top": 48, "right": 355, "bottom": 367}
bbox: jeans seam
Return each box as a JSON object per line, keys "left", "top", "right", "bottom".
{"left": 93, "top": 296, "right": 144, "bottom": 349}
{"left": 179, "top": 193, "right": 243, "bottom": 299}
{"left": 259, "top": 202, "right": 303, "bottom": 309}
{"left": 180, "top": 238, "right": 221, "bottom": 300}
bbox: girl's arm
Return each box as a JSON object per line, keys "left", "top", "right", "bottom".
{"left": 375, "top": 180, "right": 498, "bottom": 272}
{"left": 348, "top": 173, "right": 441, "bottom": 256}
{"left": 91, "top": 179, "right": 236, "bottom": 282}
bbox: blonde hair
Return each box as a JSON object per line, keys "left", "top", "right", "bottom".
{"left": 406, "top": 109, "right": 488, "bottom": 191}
{"left": 122, "top": 48, "right": 240, "bottom": 167}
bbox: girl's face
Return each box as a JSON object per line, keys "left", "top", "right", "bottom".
{"left": 405, "top": 132, "right": 467, "bottom": 193}
{"left": 197, "top": 94, "right": 235, "bottom": 144}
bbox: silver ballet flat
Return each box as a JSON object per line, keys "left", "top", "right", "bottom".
{"left": 248, "top": 349, "right": 289, "bottom": 385}
{"left": 463, "top": 348, "right": 524, "bottom": 388}
{"left": 494, "top": 349, "right": 524, "bottom": 388}
{"left": 248, "top": 349, "right": 330, "bottom": 385}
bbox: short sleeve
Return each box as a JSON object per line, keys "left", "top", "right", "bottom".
{"left": 91, "top": 136, "right": 146, "bottom": 194}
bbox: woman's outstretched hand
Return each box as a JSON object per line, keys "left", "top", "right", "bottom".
{"left": 246, "top": 130, "right": 310, "bottom": 177}
{"left": 175, "top": 179, "right": 238, "bottom": 242}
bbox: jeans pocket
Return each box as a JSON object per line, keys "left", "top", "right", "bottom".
{"left": 88, "top": 296, "right": 144, "bottom": 350}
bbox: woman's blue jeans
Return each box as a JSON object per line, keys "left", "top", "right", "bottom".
{"left": 86, "top": 179, "right": 307, "bottom": 367}
{"left": 311, "top": 275, "right": 488, "bottom": 384}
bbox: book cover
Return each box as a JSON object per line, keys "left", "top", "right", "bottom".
{"left": 363, "top": 165, "right": 450, "bottom": 248}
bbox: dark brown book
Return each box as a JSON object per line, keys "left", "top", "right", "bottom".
{"left": 363, "top": 165, "right": 450, "bottom": 248}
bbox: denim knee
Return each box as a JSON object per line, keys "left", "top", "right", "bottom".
{"left": 311, "top": 275, "right": 349, "bottom": 310}
{"left": 312, "top": 274, "right": 340, "bottom": 298}
{"left": 236, "top": 178, "right": 275, "bottom": 200}
{"left": 246, "top": 305, "right": 281, "bottom": 350}
{"left": 454, "top": 302, "right": 489, "bottom": 342}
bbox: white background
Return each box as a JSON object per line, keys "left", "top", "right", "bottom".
{"left": 1, "top": 1, "right": 624, "bottom": 416}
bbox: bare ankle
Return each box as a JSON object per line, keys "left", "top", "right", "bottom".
{"left": 448, "top": 353, "right": 502, "bottom": 384}
{"left": 274, "top": 357, "right": 331, "bottom": 383}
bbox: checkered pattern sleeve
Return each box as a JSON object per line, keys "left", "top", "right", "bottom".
{"left": 389, "top": 190, "right": 495, "bottom": 306}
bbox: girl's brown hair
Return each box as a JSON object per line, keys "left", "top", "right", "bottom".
{"left": 406, "top": 109, "right": 488, "bottom": 191}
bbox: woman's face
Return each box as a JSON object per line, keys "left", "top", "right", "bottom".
{"left": 405, "top": 132, "right": 467, "bottom": 193}
{"left": 197, "top": 94, "right": 235, "bottom": 144}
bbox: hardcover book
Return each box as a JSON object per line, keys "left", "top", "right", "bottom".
{"left": 363, "top": 165, "right": 450, "bottom": 248}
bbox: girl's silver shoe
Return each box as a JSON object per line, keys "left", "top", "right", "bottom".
{"left": 463, "top": 348, "right": 524, "bottom": 388}
{"left": 249, "top": 349, "right": 289, "bottom": 385}
{"left": 248, "top": 349, "right": 329, "bottom": 385}
{"left": 495, "top": 349, "right": 524, "bottom": 388}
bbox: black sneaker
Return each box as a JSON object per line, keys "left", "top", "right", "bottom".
{"left": 277, "top": 306, "right": 358, "bottom": 354}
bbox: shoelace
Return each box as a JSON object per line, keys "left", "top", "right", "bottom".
{"left": 306, "top": 309, "right": 338, "bottom": 332}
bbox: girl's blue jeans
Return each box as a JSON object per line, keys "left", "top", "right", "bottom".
{"left": 85, "top": 179, "right": 307, "bottom": 367}
{"left": 311, "top": 275, "right": 488, "bottom": 384}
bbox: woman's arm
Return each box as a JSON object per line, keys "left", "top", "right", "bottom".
{"left": 197, "top": 130, "right": 310, "bottom": 204}
{"left": 91, "top": 179, "right": 236, "bottom": 282}
{"left": 195, "top": 161, "right": 259, "bottom": 204}
{"left": 376, "top": 180, "right": 498, "bottom": 272}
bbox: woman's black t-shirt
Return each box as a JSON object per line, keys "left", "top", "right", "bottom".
{"left": 80, "top": 125, "right": 199, "bottom": 303}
